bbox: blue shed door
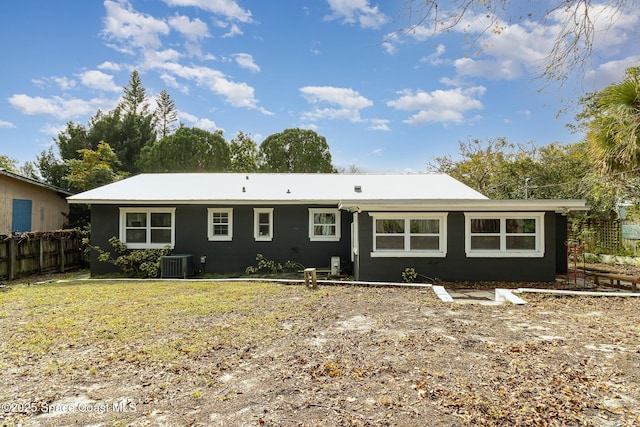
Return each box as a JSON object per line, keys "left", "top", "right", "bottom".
{"left": 12, "top": 199, "right": 32, "bottom": 232}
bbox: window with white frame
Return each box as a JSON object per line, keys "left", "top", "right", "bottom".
{"left": 119, "top": 207, "right": 175, "bottom": 249}
{"left": 254, "top": 208, "right": 274, "bottom": 241}
{"left": 465, "top": 213, "right": 544, "bottom": 257}
{"left": 370, "top": 213, "right": 447, "bottom": 257}
{"left": 207, "top": 208, "right": 233, "bottom": 241}
{"left": 309, "top": 208, "right": 341, "bottom": 241}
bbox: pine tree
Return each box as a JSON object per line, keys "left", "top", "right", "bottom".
{"left": 154, "top": 89, "right": 178, "bottom": 138}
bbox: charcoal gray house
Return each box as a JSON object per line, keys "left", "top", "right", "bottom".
{"left": 68, "top": 173, "right": 587, "bottom": 282}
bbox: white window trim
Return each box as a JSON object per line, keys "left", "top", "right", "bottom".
{"left": 119, "top": 207, "right": 176, "bottom": 249}
{"left": 253, "top": 208, "right": 274, "bottom": 241}
{"left": 207, "top": 208, "right": 233, "bottom": 241}
{"left": 308, "top": 208, "right": 341, "bottom": 242}
{"left": 465, "top": 212, "right": 545, "bottom": 258}
{"left": 369, "top": 213, "right": 448, "bottom": 258}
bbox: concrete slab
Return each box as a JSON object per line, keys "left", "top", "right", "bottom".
{"left": 432, "top": 285, "right": 454, "bottom": 302}
{"left": 495, "top": 289, "right": 527, "bottom": 305}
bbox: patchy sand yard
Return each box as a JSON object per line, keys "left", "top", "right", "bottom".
{"left": 0, "top": 274, "right": 639, "bottom": 426}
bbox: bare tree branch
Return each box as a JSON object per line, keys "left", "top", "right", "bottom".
{"left": 397, "top": 0, "right": 632, "bottom": 86}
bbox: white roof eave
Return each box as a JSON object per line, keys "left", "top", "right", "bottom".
{"left": 338, "top": 199, "right": 589, "bottom": 213}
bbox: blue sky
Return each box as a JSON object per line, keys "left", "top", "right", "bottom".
{"left": 1, "top": 1, "right": 639, "bottom": 173}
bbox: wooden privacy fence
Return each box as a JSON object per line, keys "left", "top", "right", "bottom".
{"left": 0, "top": 230, "right": 87, "bottom": 280}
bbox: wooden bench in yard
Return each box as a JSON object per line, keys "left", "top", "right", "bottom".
{"left": 586, "top": 270, "right": 639, "bottom": 291}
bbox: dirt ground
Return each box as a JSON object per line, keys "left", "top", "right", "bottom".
{"left": 1, "top": 273, "right": 639, "bottom": 427}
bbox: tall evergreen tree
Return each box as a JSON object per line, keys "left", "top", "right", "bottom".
{"left": 120, "top": 70, "right": 148, "bottom": 116}
{"left": 154, "top": 89, "right": 178, "bottom": 138}
{"left": 111, "top": 70, "right": 156, "bottom": 173}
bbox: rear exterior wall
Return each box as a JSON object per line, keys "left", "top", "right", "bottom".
{"left": 356, "top": 211, "right": 563, "bottom": 283}
{"left": 89, "top": 204, "right": 352, "bottom": 276}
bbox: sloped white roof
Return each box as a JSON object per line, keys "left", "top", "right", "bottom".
{"left": 67, "top": 172, "right": 488, "bottom": 204}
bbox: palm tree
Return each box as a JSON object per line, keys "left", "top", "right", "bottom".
{"left": 587, "top": 67, "right": 640, "bottom": 174}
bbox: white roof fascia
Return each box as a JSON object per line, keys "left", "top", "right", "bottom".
{"left": 70, "top": 199, "right": 342, "bottom": 205}
{"left": 338, "top": 199, "right": 589, "bottom": 213}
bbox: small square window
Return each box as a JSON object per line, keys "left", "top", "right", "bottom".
{"left": 309, "top": 209, "right": 341, "bottom": 241}
{"left": 207, "top": 208, "right": 233, "bottom": 241}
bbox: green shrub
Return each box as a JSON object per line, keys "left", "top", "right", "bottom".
{"left": 402, "top": 267, "right": 417, "bottom": 283}
{"left": 245, "top": 254, "right": 303, "bottom": 275}
{"left": 86, "top": 236, "right": 170, "bottom": 278}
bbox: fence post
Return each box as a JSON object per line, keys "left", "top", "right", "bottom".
{"left": 8, "top": 236, "right": 16, "bottom": 280}
{"left": 39, "top": 235, "right": 44, "bottom": 274}
{"left": 59, "top": 237, "right": 65, "bottom": 273}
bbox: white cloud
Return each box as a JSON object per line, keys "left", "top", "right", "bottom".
{"left": 163, "top": 0, "right": 253, "bottom": 23}
{"left": 372, "top": 148, "right": 383, "bottom": 156}
{"left": 549, "top": 3, "right": 639, "bottom": 53}
{"left": 584, "top": 56, "right": 640, "bottom": 89}
{"left": 8, "top": 94, "right": 117, "bottom": 120}
{"left": 79, "top": 70, "right": 121, "bottom": 92}
{"left": 160, "top": 72, "right": 189, "bottom": 93}
{"left": 102, "top": 0, "right": 170, "bottom": 52}
{"left": 453, "top": 57, "right": 523, "bottom": 80}
{"left": 518, "top": 110, "right": 531, "bottom": 119}
{"left": 233, "top": 53, "right": 260, "bottom": 72}
{"left": 194, "top": 118, "right": 218, "bottom": 131}
{"left": 31, "top": 77, "right": 77, "bottom": 90}
{"left": 367, "top": 118, "right": 390, "bottom": 131}
{"left": 53, "top": 77, "right": 78, "bottom": 90}
{"left": 381, "top": 31, "right": 401, "bottom": 55}
{"left": 160, "top": 62, "right": 271, "bottom": 114}
{"left": 180, "top": 111, "right": 219, "bottom": 131}
{"left": 99, "top": 2, "right": 264, "bottom": 112}
{"left": 302, "top": 107, "right": 363, "bottom": 122}
{"left": 406, "top": 24, "right": 433, "bottom": 43}
{"left": 0, "top": 120, "right": 15, "bottom": 128}
{"left": 325, "top": 0, "right": 388, "bottom": 29}
{"left": 300, "top": 86, "right": 373, "bottom": 110}
{"left": 299, "top": 123, "right": 319, "bottom": 131}
{"left": 141, "top": 48, "right": 183, "bottom": 69}
{"left": 40, "top": 123, "right": 66, "bottom": 137}
{"left": 98, "top": 61, "right": 122, "bottom": 72}
{"left": 387, "top": 86, "right": 485, "bottom": 125}
{"left": 169, "top": 14, "right": 209, "bottom": 41}
{"left": 420, "top": 44, "right": 446, "bottom": 65}
{"left": 438, "top": 4, "right": 638, "bottom": 82}
{"left": 300, "top": 86, "right": 373, "bottom": 123}
{"left": 221, "top": 22, "right": 243, "bottom": 38}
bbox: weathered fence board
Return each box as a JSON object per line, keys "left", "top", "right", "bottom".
{"left": 0, "top": 230, "right": 86, "bottom": 280}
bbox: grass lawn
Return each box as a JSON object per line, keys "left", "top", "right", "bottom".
{"left": 1, "top": 274, "right": 639, "bottom": 426}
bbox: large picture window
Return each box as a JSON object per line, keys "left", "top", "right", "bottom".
{"left": 207, "top": 208, "right": 233, "bottom": 241}
{"left": 465, "top": 213, "right": 544, "bottom": 257}
{"left": 309, "top": 209, "right": 341, "bottom": 241}
{"left": 370, "top": 213, "right": 447, "bottom": 257}
{"left": 119, "top": 208, "right": 175, "bottom": 249}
